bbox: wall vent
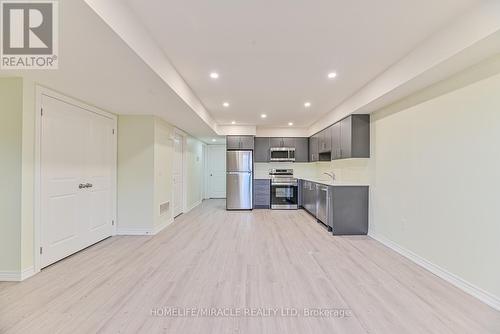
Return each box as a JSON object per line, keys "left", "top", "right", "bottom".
{"left": 160, "top": 201, "right": 170, "bottom": 216}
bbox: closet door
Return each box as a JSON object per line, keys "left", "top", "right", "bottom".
{"left": 83, "top": 112, "right": 114, "bottom": 247}
{"left": 40, "top": 95, "right": 114, "bottom": 268}
{"left": 41, "top": 96, "right": 88, "bottom": 267}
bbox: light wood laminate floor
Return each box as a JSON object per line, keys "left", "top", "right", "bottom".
{"left": 1, "top": 199, "right": 499, "bottom": 334}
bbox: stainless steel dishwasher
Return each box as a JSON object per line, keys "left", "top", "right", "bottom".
{"left": 316, "top": 184, "right": 330, "bottom": 227}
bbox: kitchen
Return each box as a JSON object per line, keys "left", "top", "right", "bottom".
{"left": 226, "top": 114, "right": 369, "bottom": 236}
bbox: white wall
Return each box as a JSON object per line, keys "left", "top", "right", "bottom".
{"left": 117, "top": 116, "right": 156, "bottom": 234}
{"left": 154, "top": 118, "right": 175, "bottom": 230}
{"left": 369, "top": 69, "right": 500, "bottom": 301}
{"left": 0, "top": 78, "right": 23, "bottom": 272}
{"left": 185, "top": 137, "right": 205, "bottom": 210}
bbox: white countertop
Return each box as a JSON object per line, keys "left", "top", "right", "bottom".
{"left": 254, "top": 176, "right": 369, "bottom": 187}
{"left": 299, "top": 178, "right": 369, "bottom": 187}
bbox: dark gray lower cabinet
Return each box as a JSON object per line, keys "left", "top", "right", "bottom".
{"left": 253, "top": 179, "right": 270, "bottom": 209}
{"left": 330, "top": 186, "right": 368, "bottom": 235}
{"left": 300, "top": 179, "right": 368, "bottom": 235}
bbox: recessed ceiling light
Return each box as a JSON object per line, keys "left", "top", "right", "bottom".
{"left": 210, "top": 72, "right": 219, "bottom": 79}
{"left": 231, "top": 121, "right": 236, "bottom": 124}
{"left": 212, "top": 139, "right": 217, "bottom": 142}
{"left": 288, "top": 122, "right": 294, "bottom": 126}
{"left": 327, "top": 72, "right": 337, "bottom": 79}
{"left": 223, "top": 102, "right": 230, "bottom": 107}
{"left": 304, "top": 102, "right": 311, "bottom": 108}
{"left": 261, "top": 114, "right": 267, "bottom": 118}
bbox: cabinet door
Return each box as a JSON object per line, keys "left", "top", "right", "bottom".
{"left": 340, "top": 117, "right": 352, "bottom": 158}
{"left": 294, "top": 138, "right": 309, "bottom": 162}
{"left": 309, "top": 135, "right": 319, "bottom": 161}
{"left": 239, "top": 136, "right": 254, "bottom": 150}
{"left": 318, "top": 128, "right": 332, "bottom": 153}
{"left": 226, "top": 136, "right": 241, "bottom": 150}
{"left": 270, "top": 137, "right": 283, "bottom": 147}
{"left": 331, "top": 122, "right": 341, "bottom": 160}
{"left": 254, "top": 137, "right": 270, "bottom": 162}
{"left": 282, "top": 137, "right": 295, "bottom": 148}
{"left": 254, "top": 179, "right": 271, "bottom": 208}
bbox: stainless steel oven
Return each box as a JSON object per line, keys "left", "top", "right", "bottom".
{"left": 270, "top": 169, "right": 298, "bottom": 209}
{"left": 270, "top": 147, "right": 295, "bottom": 162}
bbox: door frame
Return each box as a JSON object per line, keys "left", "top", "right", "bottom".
{"left": 34, "top": 85, "right": 117, "bottom": 274}
{"left": 172, "top": 128, "right": 187, "bottom": 218}
{"left": 206, "top": 144, "right": 227, "bottom": 199}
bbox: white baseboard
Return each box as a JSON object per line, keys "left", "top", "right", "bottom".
{"left": 0, "top": 266, "right": 35, "bottom": 282}
{"left": 369, "top": 232, "right": 500, "bottom": 311}
{"left": 185, "top": 200, "right": 202, "bottom": 213}
{"left": 116, "top": 227, "right": 155, "bottom": 236}
{"left": 154, "top": 217, "right": 174, "bottom": 234}
{"left": 116, "top": 217, "right": 174, "bottom": 236}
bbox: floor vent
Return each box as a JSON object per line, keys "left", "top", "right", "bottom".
{"left": 160, "top": 201, "right": 170, "bottom": 216}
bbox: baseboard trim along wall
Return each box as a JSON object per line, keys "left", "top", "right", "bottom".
{"left": 369, "top": 232, "right": 500, "bottom": 312}
{"left": 154, "top": 218, "right": 174, "bottom": 235}
{"left": 185, "top": 200, "right": 202, "bottom": 214}
{"left": 0, "top": 267, "right": 35, "bottom": 282}
{"left": 116, "top": 218, "right": 174, "bottom": 236}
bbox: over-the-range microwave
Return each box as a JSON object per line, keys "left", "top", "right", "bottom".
{"left": 270, "top": 147, "right": 295, "bottom": 162}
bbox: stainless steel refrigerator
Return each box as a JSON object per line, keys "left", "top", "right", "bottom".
{"left": 226, "top": 150, "right": 253, "bottom": 210}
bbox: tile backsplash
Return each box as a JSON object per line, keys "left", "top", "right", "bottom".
{"left": 254, "top": 159, "right": 370, "bottom": 183}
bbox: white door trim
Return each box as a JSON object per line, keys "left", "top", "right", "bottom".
{"left": 34, "top": 85, "right": 117, "bottom": 275}
{"left": 172, "top": 128, "right": 187, "bottom": 218}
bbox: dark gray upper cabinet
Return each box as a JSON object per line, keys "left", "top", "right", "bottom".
{"left": 337, "top": 115, "right": 370, "bottom": 159}
{"left": 226, "top": 136, "right": 241, "bottom": 150}
{"left": 294, "top": 138, "right": 309, "bottom": 162}
{"left": 318, "top": 127, "right": 332, "bottom": 153}
{"left": 309, "top": 134, "right": 319, "bottom": 162}
{"left": 254, "top": 137, "right": 270, "bottom": 162}
{"left": 239, "top": 136, "right": 255, "bottom": 150}
{"left": 282, "top": 137, "right": 295, "bottom": 147}
{"left": 269, "top": 137, "right": 283, "bottom": 147}
{"left": 254, "top": 137, "right": 308, "bottom": 162}
{"left": 269, "top": 137, "right": 295, "bottom": 148}
{"left": 331, "top": 122, "right": 341, "bottom": 160}
{"left": 226, "top": 136, "right": 255, "bottom": 150}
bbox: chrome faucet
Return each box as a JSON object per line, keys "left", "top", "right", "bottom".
{"left": 323, "top": 172, "right": 336, "bottom": 182}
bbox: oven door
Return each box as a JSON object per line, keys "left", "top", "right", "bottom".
{"left": 271, "top": 183, "right": 298, "bottom": 209}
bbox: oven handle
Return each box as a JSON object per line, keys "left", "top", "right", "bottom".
{"left": 271, "top": 182, "right": 298, "bottom": 186}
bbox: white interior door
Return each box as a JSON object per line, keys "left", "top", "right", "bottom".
{"left": 208, "top": 145, "right": 226, "bottom": 198}
{"left": 173, "top": 133, "right": 184, "bottom": 217}
{"left": 40, "top": 95, "right": 114, "bottom": 268}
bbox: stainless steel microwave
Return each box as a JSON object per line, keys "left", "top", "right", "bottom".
{"left": 270, "top": 147, "right": 295, "bottom": 161}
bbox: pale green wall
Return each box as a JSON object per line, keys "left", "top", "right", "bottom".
{"left": 117, "top": 116, "right": 156, "bottom": 232}
{"left": 186, "top": 137, "right": 205, "bottom": 210}
{"left": 117, "top": 115, "right": 204, "bottom": 232}
{"left": 21, "top": 79, "right": 35, "bottom": 270}
{"left": 370, "top": 70, "right": 500, "bottom": 299}
{"left": 0, "top": 78, "right": 23, "bottom": 272}
{"left": 154, "top": 118, "right": 174, "bottom": 230}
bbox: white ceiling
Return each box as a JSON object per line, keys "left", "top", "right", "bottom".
{"left": 125, "top": 0, "right": 478, "bottom": 128}
{"left": 0, "top": 0, "right": 219, "bottom": 142}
